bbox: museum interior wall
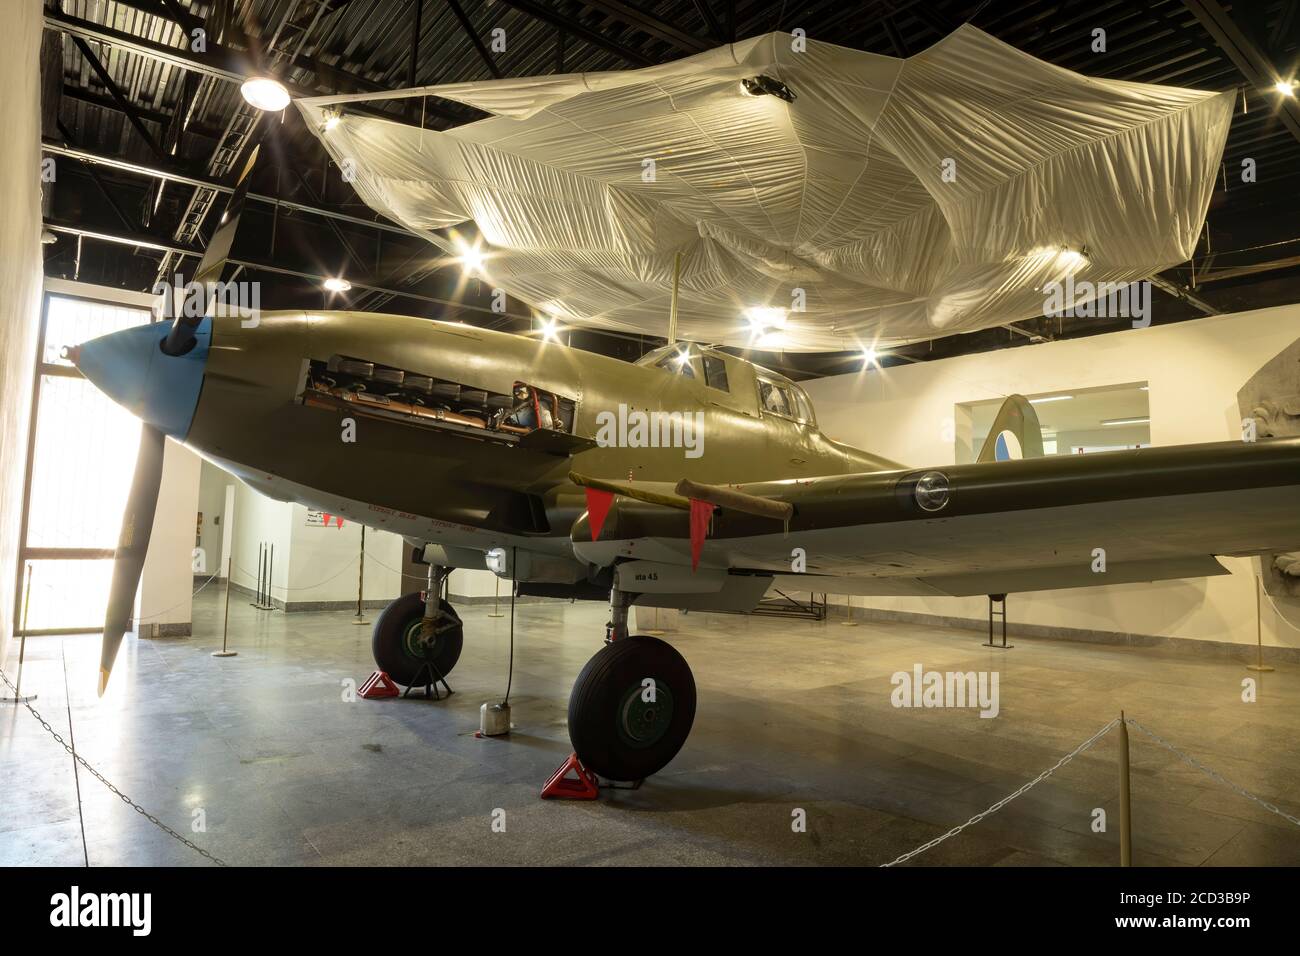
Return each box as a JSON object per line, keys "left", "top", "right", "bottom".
{"left": 205, "top": 461, "right": 407, "bottom": 610}
{"left": 0, "top": 2, "right": 45, "bottom": 666}
{"left": 801, "top": 305, "right": 1300, "bottom": 650}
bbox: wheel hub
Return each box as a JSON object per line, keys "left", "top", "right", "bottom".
{"left": 616, "top": 681, "right": 674, "bottom": 749}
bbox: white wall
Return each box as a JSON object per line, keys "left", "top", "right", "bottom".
{"left": 801, "top": 305, "right": 1300, "bottom": 650}
{"left": 137, "top": 439, "right": 202, "bottom": 633}
{"left": 0, "top": 0, "right": 43, "bottom": 664}
{"left": 230, "top": 481, "right": 293, "bottom": 600}
{"left": 285, "top": 504, "right": 404, "bottom": 606}
{"left": 227, "top": 479, "right": 406, "bottom": 609}
{"left": 196, "top": 460, "right": 231, "bottom": 575}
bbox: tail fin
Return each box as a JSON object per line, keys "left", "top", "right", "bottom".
{"left": 977, "top": 394, "right": 1044, "bottom": 462}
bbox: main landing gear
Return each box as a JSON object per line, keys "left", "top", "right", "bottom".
{"left": 371, "top": 565, "right": 463, "bottom": 687}
{"left": 566, "top": 588, "right": 696, "bottom": 782}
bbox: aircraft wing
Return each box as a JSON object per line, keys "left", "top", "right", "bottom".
{"left": 570, "top": 438, "right": 1300, "bottom": 598}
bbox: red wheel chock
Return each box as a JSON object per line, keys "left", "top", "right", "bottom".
{"left": 541, "top": 753, "right": 600, "bottom": 800}
{"left": 358, "top": 671, "right": 401, "bottom": 699}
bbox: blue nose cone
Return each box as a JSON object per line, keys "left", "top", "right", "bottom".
{"left": 75, "top": 318, "right": 211, "bottom": 439}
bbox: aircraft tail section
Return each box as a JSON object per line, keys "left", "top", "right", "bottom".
{"left": 976, "top": 394, "right": 1044, "bottom": 462}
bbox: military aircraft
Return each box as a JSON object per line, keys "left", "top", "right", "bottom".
{"left": 72, "top": 152, "right": 1300, "bottom": 784}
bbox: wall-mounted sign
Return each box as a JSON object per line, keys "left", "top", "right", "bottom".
{"left": 306, "top": 510, "right": 345, "bottom": 528}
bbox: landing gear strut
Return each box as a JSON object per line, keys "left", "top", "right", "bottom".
{"left": 371, "top": 564, "right": 464, "bottom": 687}
{"left": 568, "top": 588, "right": 696, "bottom": 782}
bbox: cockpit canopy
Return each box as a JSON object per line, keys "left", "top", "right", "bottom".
{"left": 634, "top": 343, "right": 817, "bottom": 426}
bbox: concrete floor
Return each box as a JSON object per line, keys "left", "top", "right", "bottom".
{"left": 3, "top": 589, "right": 1300, "bottom": 867}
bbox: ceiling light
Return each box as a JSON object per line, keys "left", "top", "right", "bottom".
{"left": 739, "top": 75, "right": 796, "bottom": 102}
{"left": 41, "top": 228, "right": 58, "bottom": 245}
{"left": 454, "top": 238, "right": 486, "bottom": 275}
{"left": 322, "top": 110, "right": 342, "bottom": 132}
{"left": 323, "top": 277, "right": 351, "bottom": 293}
{"left": 540, "top": 317, "right": 560, "bottom": 342}
{"left": 1102, "top": 416, "right": 1150, "bottom": 426}
{"left": 1029, "top": 394, "right": 1074, "bottom": 404}
{"left": 744, "top": 306, "right": 787, "bottom": 331}
{"left": 240, "top": 76, "right": 291, "bottom": 112}
{"left": 1274, "top": 79, "right": 1297, "bottom": 97}
{"left": 861, "top": 347, "right": 878, "bottom": 368}
{"left": 1057, "top": 245, "right": 1090, "bottom": 269}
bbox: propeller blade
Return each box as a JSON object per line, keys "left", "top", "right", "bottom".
{"left": 161, "top": 143, "right": 261, "bottom": 356}
{"left": 100, "top": 424, "right": 166, "bottom": 696}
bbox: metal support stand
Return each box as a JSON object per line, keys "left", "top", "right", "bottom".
{"left": 2, "top": 564, "right": 36, "bottom": 704}
{"left": 212, "top": 557, "right": 238, "bottom": 658}
{"left": 351, "top": 527, "right": 370, "bottom": 626}
{"left": 983, "top": 593, "right": 1013, "bottom": 648}
{"left": 403, "top": 659, "right": 453, "bottom": 701}
{"left": 1246, "top": 576, "right": 1274, "bottom": 673}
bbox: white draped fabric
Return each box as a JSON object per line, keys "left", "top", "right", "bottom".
{"left": 298, "top": 25, "right": 1233, "bottom": 351}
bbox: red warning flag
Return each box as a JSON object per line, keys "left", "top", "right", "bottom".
{"left": 584, "top": 487, "right": 616, "bottom": 541}
{"left": 689, "top": 499, "right": 715, "bottom": 571}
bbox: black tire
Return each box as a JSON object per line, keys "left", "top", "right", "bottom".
{"left": 568, "top": 635, "right": 696, "bottom": 781}
{"left": 371, "top": 591, "right": 463, "bottom": 686}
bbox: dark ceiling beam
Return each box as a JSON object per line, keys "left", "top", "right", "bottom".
{"left": 70, "top": 35, "right": 168, "bottom": 162}
{"left": 42, "top": 141, "right": 419, "bottom": 239}
{"left": 444, "top": 0, "right": 504, "bottom": 78}
{"left": 494, "top": 0, "right": 655, "bottom": 66}
{"left": 581, "top": 0, "right": 711, "bottom": 54}
{"left": 55, "top": 120, "right": 139, "bottom": 234}
{"left": 45, "top": 8, "right": 473, "bottom": 126}
{"left": 690, "top": 0, "right": 725, "bottom": 41}
{"left": 1148, "top": 272, "right": 1220, "bottom": 314}
{"left": 43, "top": 218, "right": 490, "bottom": 314}
{"left": 1182, "top": 0, "right": 1300, "bottom": 144}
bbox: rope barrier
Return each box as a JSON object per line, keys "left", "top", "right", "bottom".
{"left": 1123, "top": 716, "right": 1300, "bottom": 829}
{"left": 882, "top": 713, "right": 1300, "bottom": 867}
{"left": 880, "top": 718, "right": 1121, "bottom": 867}
{"left": 0, "top": 662, "right": 228, "bottom": 866}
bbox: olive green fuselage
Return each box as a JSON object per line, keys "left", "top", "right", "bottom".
{"left": 186, "top": 310, "right": 894, "bottom": 563}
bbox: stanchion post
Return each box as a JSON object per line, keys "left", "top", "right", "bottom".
{"left": 488, "top": 575, "right": 504, "bottom": 618}
{"left": 250, "top": 542, "right": 263, "bottom": 607}
{"left": 840, "top": 595, "right": 858, "bottom": 627}
{"left": 1247, "top": 576, "right": 1274, "bottom": 673}
{"left": 3, "top": 564, "right": 37, "bottom": 704}
{"left": 1118, "top": 710, "right": 1132, "bottom": 867}
{"left": 352, "top": 526, "right": 369, "bottom": 625}
{"left": 213, "top": 558, "right": 238, "bottom": 658}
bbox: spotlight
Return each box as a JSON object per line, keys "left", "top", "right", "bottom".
{"left": 861, "top": 347, "right": 878, "bottom": 368}
{"left": 240, "top": 76, "right": 291, "bottom": 112}
{"left": 540, "top": 317, "right": 560, "bottom": 342}
{"left": 744, "top": 306, "right": 788, "bottom": 332}
{"left": 323, "top": 277, "right": 351, "bottom": 293}
{"left": 1058, "top": 245, "right": 1089, "bottom": 269}
{"left": 1274, "top": 79, "right": 1297, "bottom": 97}
{"left": 740, "top": 75, "right": 796, "bottom": 102}
{"left": 322, "top": 109, "right": 343, "bottom": 132}
{"left": 41, "top": 228, "right": 58, "bottom": 245}
{"left": 454, "top": 238, "right": 486, "bottom": 275}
